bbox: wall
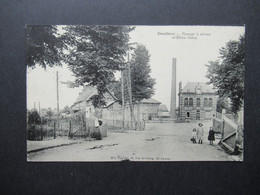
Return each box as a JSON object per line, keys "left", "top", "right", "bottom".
{"left": 179, "top": 93, "right": 217, "bottom": 121}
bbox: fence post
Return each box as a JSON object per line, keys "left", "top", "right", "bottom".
{"left": 69, "top": 120, "right": 72, "bottom": 138}
{"left": 40, "top": 125, "right": 43, "bottom": 141}
{"left": 221, "top": 120, "right": 225, "bottom": 140}
{"left": 221, "top": 109, "right": 225, "bottom": 140}
{"left": 84, "top": 118, "right": 87, "bottom": 138}
{"left": 54, "top": 121, "right": 56, "bottom": 139}
{"left": 86, "top": 118, "right": 91, "bottom": 141}
{"left": 233, "top": 125, "right": 240, "bottom": 155}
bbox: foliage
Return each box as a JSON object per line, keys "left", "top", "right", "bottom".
{"left": 26, "top": 25, "right": 134, "bottom": 108}
{"left": 89, "top": 95, "right": 107, "bottom": 108}
{"left": 28, "top": 110, "right": 41, "bottom": 125}
{"left": 26, "top": 25, "right": 65, "bottom": 69}
{"left": 130, "top": 44, "right": 156, "bottom": 103}
{"left": 62, "top": 106, "right": 70, "bottom": 114}
{"left": 107, "top": 81, "right": 122, "bottom": 102}
{"left": 109, "top": 44, "right": 156, "bottom": 104}
{"left": 216, "top": 96, "right": 232, "bottom": 113}
{"left": 206, "top": 35, "right": 245, "bottom": 114}
{"left": 45, "top": 107, "right": 54, "bottom": 118}
{"left": 64, "top": 25, "right": 134, "bottom": 107}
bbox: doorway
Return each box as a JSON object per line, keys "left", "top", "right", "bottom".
{"left": 196, "top": 110, "right": 200, "bottom": 120}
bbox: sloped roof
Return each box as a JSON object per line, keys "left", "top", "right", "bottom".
{"left": 158, "top": 104, "right": 169, "bottom": 112}
{"left": 182, "top": 82, "right": 215, "bottom": 93}
{"left": 140, "top": 98, "right": 161, "bottom": 104}
{"left": 74, "top": 85, "right": 96, "bottom": 104}
{"left": 72, "top": 84, "right": 118, "bottom": 106}
{"left": 104, "top": 100, "right": 117, "bottom": 108}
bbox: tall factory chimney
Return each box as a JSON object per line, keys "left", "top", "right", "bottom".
{"left": 170, "top": 58, "right": 177, "bottom": 118}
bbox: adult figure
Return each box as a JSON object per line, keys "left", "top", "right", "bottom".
{"left": 94, "top": 117, "right": 103, "bottom": 140}
{"left": 197, "top": 123, "right": 204, "bottom": 144}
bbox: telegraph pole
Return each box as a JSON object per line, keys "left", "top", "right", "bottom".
{"left": 121, "top": 68, "right": 125, "bottom": 129}
{"left": 56, "top": 71, "right": 60, "bottom": 129}
{"left": 126, "top": 53, "right": 135, "bottom": 129}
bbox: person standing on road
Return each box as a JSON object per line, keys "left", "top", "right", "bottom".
{"left": 191, "top": 128, "right": 197, "bottom": 143}
{"left": 197, "top": 123, "right": 204, "bottom": 144}
{"left": 208, "top": 127, "right": 215, "bottom": 145}
{"left": 142, "top": 117, "right": 146, "bottom": 130}
{"left": 94, "top": 117, "right": 103, "bottom": 140}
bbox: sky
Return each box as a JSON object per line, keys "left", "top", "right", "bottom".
{"left": 27, "top": 25, "right": 245, "bottom": 111}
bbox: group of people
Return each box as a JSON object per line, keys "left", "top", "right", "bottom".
{"left": 191, "top": 123, "right": 216, "bottom": 145}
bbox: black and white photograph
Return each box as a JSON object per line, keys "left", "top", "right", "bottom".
{"left": 26, "top": 25, "right": 245, "bottom": 162}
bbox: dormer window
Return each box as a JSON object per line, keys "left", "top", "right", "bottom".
{"left": 196, "top": 87, "right": 201, "bottom": 95}
{"left": 195, "top": 83, "right": 202, "bottom": 95}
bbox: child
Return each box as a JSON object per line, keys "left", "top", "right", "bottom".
{"left": 197, "top": 123, "right": 204, "bottom": 144}
{"left": 208, "top": 127, "right": 215, "bottom": 145}
{"left": 191, "top": 128, "right": 197, "bottom": 143}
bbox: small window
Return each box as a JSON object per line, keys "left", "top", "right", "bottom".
{"left": 187, "top": 112, "right": 190, "bottom": 118}
{"left": 189, "top": 98, "right": 193, "bottom": 107}
{"left": 184, "top": 98, "right": 188, "bottom": 107}
{"left": 209, "top": 98, "right": 213, "bottom": 107}
{"left": 204, "top": 98, "right": 208, "bottom": 107}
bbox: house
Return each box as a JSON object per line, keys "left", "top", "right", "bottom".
{"left": 138, "top": 98, "right": 161, "bottom": 121}
{"left": 178, "top": 82, "right": 217, "bottom": 121}
{"left": 71, "top": 85, "right": 161, "bottom": 123}
{"left": 71, "top": 84, "right": 118, "bottom": 119}
{"left": 158, "top": 104, "right": 170, "bottom": 118}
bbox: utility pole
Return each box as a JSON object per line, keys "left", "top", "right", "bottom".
{"left": 126, "top": 53, "right": 135, "bottom": 129}
{"left": 121, "top": 67, "right": 125, "bottom": 129}
{"left": 38, "top": 102, "right": 41, "bottom": 123}
{"left": 56, "top": 71, "right": 60, "bottom": 130}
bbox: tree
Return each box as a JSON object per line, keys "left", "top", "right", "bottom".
{"left": 26, "top": 25, "right": 135, "bottom": 108}
{"left": 206, "top": 35, "right": 245, "bottom": 114}
{"left": 64, "top": 25, "right": 134, "bottom": 108}
{"left": 26, "top": 25, "right": 65, "bottom": 69}
{"left": 28, "top": 110, "right": 41, "bottom": 125}
{"left": 129, "top": 44, "right": 155, "bottom": 128}
{"left": 108, "top": 45, "right": 156, "bottom": 129}
{"left": 130, "top": 44, "right": 156, "bottom": 103}
{"left": 109, "top": 45, "right": 156, "bottom": 104}
{"left": 45, "top": 107, "right": 54, "bottom": 118}
{"left": 62, "top": 106, "right": 71, "bottom": 114}
{"left": 216, "top": 96, "right": 232, "bottom": 113}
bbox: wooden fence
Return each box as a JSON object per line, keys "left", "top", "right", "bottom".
{"left": 27, "top": 117, "right": 105, "bottom": 140}
{"left": 212, "top": 112, "right": 243, "bottom": 154}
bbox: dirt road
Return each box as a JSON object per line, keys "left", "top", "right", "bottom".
{"left": 27, "top": 121, "right": 230, "bottom": 161}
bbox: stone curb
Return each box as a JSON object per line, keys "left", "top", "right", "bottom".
{"left": 27, "top": 142, "right": 82, "bottom": 154}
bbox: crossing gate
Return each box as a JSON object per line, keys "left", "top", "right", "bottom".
{"left": 212, "top": 114, "right": 243, "bottom": 153}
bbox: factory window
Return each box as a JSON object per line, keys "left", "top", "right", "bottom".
{"left": 209, "top": 98, "right": 213, "bottom": 107}
{"left": 184, "top": 98, "right": 188, "bottom": 107}
{"left": 189, "top": 98, "right": 193, "bottom": 107}
{"left": 204, "top": 98, "right": 208, "bottom": 107}
{"left": 196, "top": 98, "right": 200, "bottom": 107}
